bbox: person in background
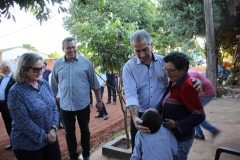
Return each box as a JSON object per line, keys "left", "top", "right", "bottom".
{"left": 122, "top": 30, "right": 202, "bottom": 151}
{"left": 161, "top": 51, "right": 205, "bottom": 160}
{"left": 188, "top": 70, "right": 220, "bottom": 140}
{"left": 51, "top": 37, "right": 102, "bottom": 160}
{"left": 131, "top": 108, "right": 178, "bottom": 160}
{"left": 48, "top": 72, "right": 64, "bottom": 129}
{"left": 94, "top": 67, "right": 108, "bottom": 120}
{"left": 106, "top": 71, "right": 117, "bottom": 105}
{"left": 0, "top": 60, "right": 16, "bottom": 150}
{"left": 115, "top": 72, "right": 119, "bottom": 95}
{"left": 12, "top": 55, "right": 21, "bottom": 72}
{"left": 42, "top": 61, "right": 51, "bottom": 82}
{"left": 8, "top": 53, "right": 61, "bottom": 160}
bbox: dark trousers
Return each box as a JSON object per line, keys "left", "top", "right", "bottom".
{"left": 14, "top": 139, "right": 61, "bottom": 160}
{"left": 106, "top": 81, "right": 116, "bottom": 102}
{"left": 0, "top": 101, "right": 12, "bottom": 137}
{"left": 130, "top": 112, "right": 143, "bottom": 152}
{"left": 96, "top": 86, "right": 108, "bottom": 116}
{"left": 115, "top": 76, "right": 118, "bottom": 89}
{"left": 61, "top": 106, "right": 90, "bottom": 160}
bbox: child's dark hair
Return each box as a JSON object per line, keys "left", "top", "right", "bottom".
{"left": 141, "top": 108, "right": 162, "bottom": 134}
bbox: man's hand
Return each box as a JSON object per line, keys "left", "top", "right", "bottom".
{"left": 132, "top": 116, "right": 151, "bottom": 134}
{"left": 55, "top": 97, "right": 60, "bottom": 103}
{"left": 192, "top": 78, "right": 202, "bottom": 94}
{"left": 95, "top": 102, "right": 102, "bottom": 112}
{"left": 162, "top": 119, "right": 176, "bottom": 129}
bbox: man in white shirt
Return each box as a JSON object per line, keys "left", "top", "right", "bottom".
{"left": 0, "top": 60, "right": 16, "bottom": 150}
{"left": 94, "top": 67, "right": 108, "bottom": 120}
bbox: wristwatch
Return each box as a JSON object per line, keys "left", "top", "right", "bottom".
{"left": 50, "top": 126, "right": 58, "bottom": 132}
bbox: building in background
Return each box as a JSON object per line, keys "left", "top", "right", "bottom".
{"left": 0, "top": 46, "right": 48, "bottom": 65}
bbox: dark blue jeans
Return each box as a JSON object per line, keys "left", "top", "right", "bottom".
{"left": 115, "top": 76, "right": 118, "bottom": 89}
{"left": 95, "top": 86, "right": 108, "bottom": 116}
{"left": 60, "top": 106, "right": 90, "bottom": 160}
{"left": 14, "top": 139, "right": 61, "bottom": 160}
{"left": 177, "top": 138, "right": 194, "bottom": 160}
{"left": 195, "top": 96, "right": 218, "bottom": 136}
{"left": 107, "top": 81, "right": 116, "bottom": 102}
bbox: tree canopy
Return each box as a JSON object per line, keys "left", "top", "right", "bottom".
{"left": 22, "top": 44, "right": 38, "bottom": 52}
{"left": 48, "top": 51, "right": 63, "bottom": 59}
{"left": 158, "top": 0, "right": 234, "bottom": 59}
{"left": 0, "top": 0, "right": 86, "bottom": 23}
{"left": 63, "top": 0, "right": 161, "bottom": 73}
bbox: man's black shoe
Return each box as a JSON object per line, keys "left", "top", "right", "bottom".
{"left": 94, "top": 114, "right": 103, "bottom": 118}
{"left": 106, "top": 101, "right": 111, "bottom": 104}
{"left": 5, "top": 145, "right": 12, "bottom": 150}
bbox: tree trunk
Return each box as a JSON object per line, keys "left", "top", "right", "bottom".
{"left": 204, "top": 0, "right": 217, "bottom": 93}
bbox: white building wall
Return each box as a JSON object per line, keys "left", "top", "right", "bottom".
{"left": 2, "top": 48, "right": 48, "bottom": 62}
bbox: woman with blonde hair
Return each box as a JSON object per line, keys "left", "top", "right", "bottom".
{"left": 8, "top": 53, "right": 61, "bottom": 160}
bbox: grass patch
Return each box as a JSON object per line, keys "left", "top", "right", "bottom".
{"left": 111, "top": 127, "right": 130, "bottom": 140}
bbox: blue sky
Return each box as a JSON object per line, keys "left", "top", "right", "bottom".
{"left": 0, "top": 2, "right": 71, "bottom": 54}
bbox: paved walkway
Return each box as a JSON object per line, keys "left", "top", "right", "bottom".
{"left": 90, "top": 98, "right": 240, "bottom": 160}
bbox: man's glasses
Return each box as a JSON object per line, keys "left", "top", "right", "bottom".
{"left": 29, "top": 67, "right": 43, "bottom": 73}
{"left": 163, "top": 67, "right": 177, "bottom": 74}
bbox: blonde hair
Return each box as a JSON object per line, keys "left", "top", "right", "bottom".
{"left": 14, "top": 53, "right": 43, "bottom": 82}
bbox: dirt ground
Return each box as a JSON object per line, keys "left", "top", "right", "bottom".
{"left": 0, "top": 64, "right": 237, "bottom": 160}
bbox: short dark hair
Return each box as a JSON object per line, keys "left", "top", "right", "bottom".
{"left": 43, "top": 61, "right": 47, "bottom": 66}
{"left": 163, "top": 51, "right": 190, "bottom": 72}
{"left": 141, "top": 108, "right": 162, "bottom": 134}
{"left": 62, "top": 37, "right": 75, "bottom": 47}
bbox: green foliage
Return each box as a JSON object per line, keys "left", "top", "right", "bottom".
{"left": 111, "top": 126, "right": 130, "bottom": 140}
{"left": 0, "top": 0, "right": 87, "bottom": 23}
{"left": 80, "top": 20, "right": 137, "bottom": 73}
{"left": 158, "top": 0, "right": 233, "bottom": 55}
{"left": 48, "top": 51, "right": 63, "bottom": 59}
{"left": 63, "top": 0, "right": 163, "bottom": 72}
{"left": 230, "top": 65, "right": 239, "bottom": 74}
{"left": 22, "top": 44, "right": 38, "bottom": 52}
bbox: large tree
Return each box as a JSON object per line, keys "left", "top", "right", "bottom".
{"left": 63, "top": 0, "right": 174, "bottom": 55}
{"left": 158, "top": 0, "right": 233, "bottom": 60}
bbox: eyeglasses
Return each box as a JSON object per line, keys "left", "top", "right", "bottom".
{"left": 163, "top": 67, "right": 177, "bottom": 74}
{"left": 29, "top": 67, "right": 43, "bottom": 73}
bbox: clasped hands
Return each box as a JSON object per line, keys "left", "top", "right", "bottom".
{"left": 45, "top": 129, "right": 57, "bottom": 144}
